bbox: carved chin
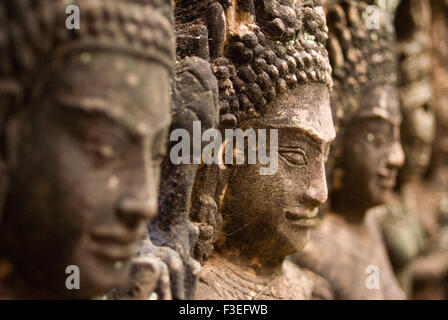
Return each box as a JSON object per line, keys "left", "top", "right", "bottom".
{"left": 70, "top": 246, "right": 133, "bottom": 298}
{"left": 276, "top": 224, "right": 312, "bottom": 256}
{"left": 369, "top": 182, "right": 390, "bottom": 207}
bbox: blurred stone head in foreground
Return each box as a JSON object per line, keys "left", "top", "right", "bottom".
{"left": 0, "top": 0, "right": 174, "bottom": 298}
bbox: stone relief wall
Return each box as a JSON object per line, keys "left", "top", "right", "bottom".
{"left": 0, "top": 0, "right": 447, "bottom": 300}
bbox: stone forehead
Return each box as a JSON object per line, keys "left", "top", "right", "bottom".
{"left": 50, "top": 54, "right": 172, "bottom": 136}
{"left": 356, "top": 84, "right": 401, "bottom": 124}
{"left": 250, "top": 84, "right": 335, "bottom": 143}
{"left": 55, "top": 94, "right": 167, "bottom": 138}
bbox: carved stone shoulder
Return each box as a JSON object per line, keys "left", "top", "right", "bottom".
{"left": 291, "top": 214, "right": 405, "bottom": 300}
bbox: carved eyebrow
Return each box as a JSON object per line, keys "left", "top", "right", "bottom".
{"left": 355, "top": 117, "right": 397, "bottom": 135}
{"left": 54, "top": 95, "right": 170, "bottom": 139}
{"left": 269, "top": 125, "right": 334, "bottom": 146}
{"left": 354, "top": 113, "right": 401, "bottom": 126}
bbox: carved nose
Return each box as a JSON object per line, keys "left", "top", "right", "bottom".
{"left": 117, "top": 196, "right": 158, "bottom": 228}
{"left": 304, "top": 162, "right": 328, "bottom": 208}
{"left": 304, "top": 184, "right": 328, "bottom": 208}
{"left": 387, "top": 141, "right": 405, "bottom": 169}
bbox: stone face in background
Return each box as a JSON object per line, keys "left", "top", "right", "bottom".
{"left": 375, "top": 0, "right": 448, "bottom": 301}
{"left": 291, "top": 0, "right": 406, "bottom": 300}
{"left": 405, "top": 0, "right": 448, "bottom": 300}
{"left": 430, "top": 0, "right": 448, "bottom": 182}
{"left": 0, "top": 0, "right": 174, "bottom": 299}
{"left": 379, "top": 0, "right": 435, "bottom": 297}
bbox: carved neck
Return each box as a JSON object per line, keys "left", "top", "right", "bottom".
{"left": 217, "top": 246, "right": 284, "bottom": 277}
{"left": 213, "top": 253, "right": 282, "bottom": 288}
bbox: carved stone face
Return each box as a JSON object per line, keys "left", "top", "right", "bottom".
{"left": 222, "top": 83, "right": 335, "bottom": 260}
{"left": 338, "top": 85, "right": 404, "bottom": 209}
{"left": 432, "top": 95, "right": 448, "bottom": 170}
{"left": 0, "top": 52, "right": 171, "bottom": 298}
{"left": 401, "top": 105, "right": 435, "bottom": 180}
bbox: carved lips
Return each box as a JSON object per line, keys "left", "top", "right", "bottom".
{"left": 90, "top": 227, "right": 143, "bottom": 262}
{"left": 283, "top": 207, "right": 319, "bottom": 227}
{"left": 377, "top": 168, "right": 398, "bottom": 190}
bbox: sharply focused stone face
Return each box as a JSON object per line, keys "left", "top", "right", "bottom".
{"left": 338, "top": 84, "right": 404, "bottom": 209}
{"left": 222, "top": 83, "right": 335, "bottom": 259}
{"left": 0, "top": 52, "right": 171, "bottom": 298}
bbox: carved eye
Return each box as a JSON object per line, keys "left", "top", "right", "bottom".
{"left": 279, "top": 149, "right": 308, "bottom": 167}
{"left": 151, "top": 152, "right": 165, "bottom": 167}
{"left": 151, "top": 129, "right": 168, "bottom": 165}
{"left": 97, "top": 145, "right": 116, "bottom": 159}
{"left": 366, "top": 132, "right": 389, "bottom": 147}
{"left": 87, "top": 143, "right": 121, "bottom": 167}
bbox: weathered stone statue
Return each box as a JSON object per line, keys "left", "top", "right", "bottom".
{"left": 379, "top": 0, "right": 436, "bottom": 297}
{"left": 290, "top": 0, "right": 406, "bottom": 299}
{"left": 109, "top": 57, "right": 220, "bottom": 300}
{"left": 0, "top": 0, "right": 175, "bottom": 299}
{"left": 175, "top": 0, "right": 336, "bottom": 300}
{"left": 404, "top": 0, "right": 448, "bottom": 300}
{"left": 429, "top": 0, "right": 448, "bottom": 187}
{"left": 105, "top": 1, "right": 222, "bottom": 300}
